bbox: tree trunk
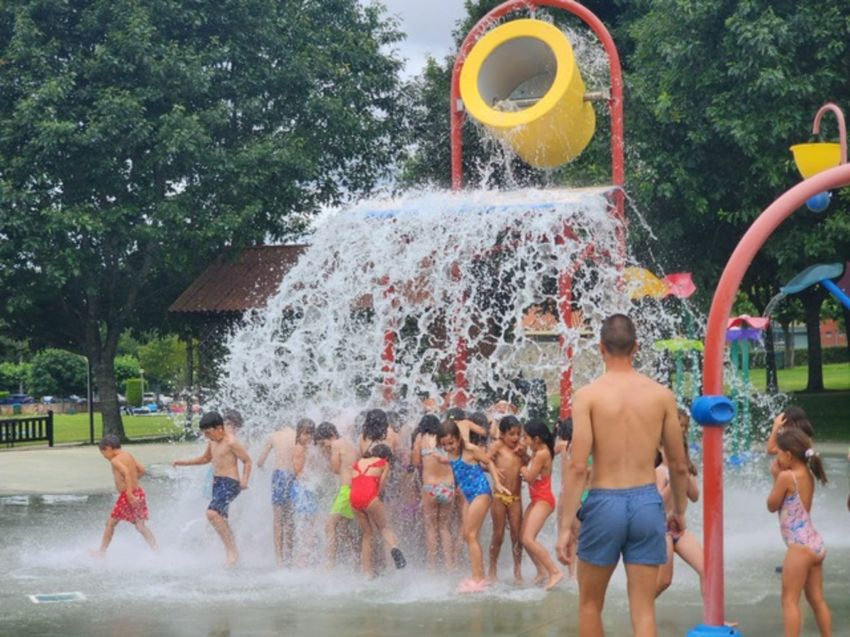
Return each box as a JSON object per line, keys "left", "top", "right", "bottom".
{"left": 764, "top": 322, "right": 778, "bottom": 393}
{"left": 91, "top": 348, "right": 126, "bottom": 441}
{"left": 801, "top": 290, "right": 825, "bottom": 392}
{"left": 781, "top": 320, "right": 795, "bottom": 369}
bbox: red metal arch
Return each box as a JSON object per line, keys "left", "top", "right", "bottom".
{"left": 700, "top": 162, "right": 850, "bottom": 627}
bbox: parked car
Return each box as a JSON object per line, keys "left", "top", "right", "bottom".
{"left": 143, "top": 392, "right": 157, "bottom": 404}
{"left": 0, "top": 393, "right": 34, "bottom": 405}
{"left": 65, "top": 395, "right": 86, "bottom": 404}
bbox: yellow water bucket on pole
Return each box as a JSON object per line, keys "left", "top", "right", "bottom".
{"left": 459, "top": 19, "right": 596, "bottom": 169}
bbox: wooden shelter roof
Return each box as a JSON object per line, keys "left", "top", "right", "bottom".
{"left": 169, "top": 245, "right": 308, "bottom": 315}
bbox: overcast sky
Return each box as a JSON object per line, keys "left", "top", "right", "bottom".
{"left": 375, "top": 1, "right": 468, "bottom": 77}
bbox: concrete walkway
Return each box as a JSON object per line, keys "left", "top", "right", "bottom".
{"left": 0, "top": 441, "right": 198, "bottom": 496}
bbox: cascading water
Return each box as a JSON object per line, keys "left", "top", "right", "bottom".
{"left": 214, "top": 187, "right": 699, "bottom": 435}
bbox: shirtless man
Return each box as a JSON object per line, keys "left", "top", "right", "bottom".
{"left": 94, "top": 434, "right": 158, "bottom": 555}
{"left": 173, "top": 411, "right": 252, "bottom": 566}
{"left": 556, "top": 314, "right": 689, "bottom": 637}
{"left": 314, "top": 421, "right": 358, "bottom": 568}
{"left": 257, "top": 422, "right": 297, "bottom": 565}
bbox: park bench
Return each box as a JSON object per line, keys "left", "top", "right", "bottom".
{"left": 0, "top": 411, "right": 54, "bottom": 448}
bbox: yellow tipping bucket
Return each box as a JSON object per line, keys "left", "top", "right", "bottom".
{"left": 459, "top": 19, "right": 596, "bottom": 169}
{"left": 790, "top": 142, "right": 841, "bottom": 179}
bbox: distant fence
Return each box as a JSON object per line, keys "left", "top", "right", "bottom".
{"left": 0, "top": 411, "right": 54, "bottom": 447}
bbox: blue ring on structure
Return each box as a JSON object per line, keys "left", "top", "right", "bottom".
{"left": 691, "top": 395, "right": 736, "bottom": 427}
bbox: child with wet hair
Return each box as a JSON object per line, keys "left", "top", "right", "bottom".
{"left": 488, "top": 415, "right": 526, "bottom": 582}
{"left": 520, "top": 419, "right": 563, "bottom": 591}
{"left": 438, "top": 419, "right": 510, "bottom": 592}
{"left": 349, "top": 443, "right": 406, "bottom": 574}
{"left": 93, "top": 435, "right": 158, "bottom": 556}
{"left": 767, "top": 405, "right": 814, "bottom": 455}
{"left": 767, "top": 428, "right": 831, "bottom": 637}
{"left": 655, "top": 409, "right": 702, "bottom": 598}
{"left": 411, "top": 414, "right": 455, "bottom": 570}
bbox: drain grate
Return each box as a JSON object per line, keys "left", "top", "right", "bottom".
{"left": 28, "top": 592, "right": 87, "bottom": 604}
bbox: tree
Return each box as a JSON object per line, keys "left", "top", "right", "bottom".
{"left": 0, "top": 361, "right": 31, "bottom": 393}
{"left": 627, "top": 0, "right": 850, "bottom": 388}
{"left": 0, "top": 0, "right": 406, "bottom": 438}
{"left": 29, "top": 348, "right": 86, "bottom": 397}
{"left": 138, "top": 334, "right": 184, "bottom": 391}
{"left": 114, "top": 355, "right": 141, "bottom": 388}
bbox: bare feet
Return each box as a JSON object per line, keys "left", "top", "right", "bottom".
{"left": 544, "top": 571, "right": 564, "bottom": 591}
{"left": 225, "top": 551, "right": 238, "bottom": 567}
{"left": 532, "top": 573, "right": 547, "bottom": 586}
{"left": 89, "top": 548, "right": 106, "bottom": 558}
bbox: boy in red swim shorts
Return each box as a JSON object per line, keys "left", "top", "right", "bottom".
{"left": 94, "top": 434, "right": 158, "bottom": 556}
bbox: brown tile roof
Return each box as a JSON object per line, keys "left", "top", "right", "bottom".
{"left": 169, "top": 245, "right": 308, "bottom": 314}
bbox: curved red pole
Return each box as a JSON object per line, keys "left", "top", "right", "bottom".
{"left": 812, "top": 103, "right": 847, "bottom": 166}
{"left": 700, "top": 162, "right": 850, "bottom": 626}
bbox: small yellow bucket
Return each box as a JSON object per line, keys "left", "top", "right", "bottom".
{"left": 789, "top": 142, "right": 841, "bottom": 179}
{"left": 460, "top": 19, "right": 596, "bottom": 169}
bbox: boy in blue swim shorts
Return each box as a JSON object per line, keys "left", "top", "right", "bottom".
{"left": 174, "top": 411, "right": 252, "bottom": 566}
{"left": 555, "top": 314, "right": 690, "bottom": 636}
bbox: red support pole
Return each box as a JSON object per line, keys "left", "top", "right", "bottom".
{"left": 381, "top": 284, "right": 396, "bottom": 403}
{"left": 698, "top": 163, "right": 850, "bottom": 627}
{"left": 558, "top": 272, "right": 574, "bottom": 419}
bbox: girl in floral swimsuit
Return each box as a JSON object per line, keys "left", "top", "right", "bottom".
{"left": 766, "top": 428, "right": 832, "bottom": 637}
{"left": 412, "top": 414, "right": 455, "bottom": 570}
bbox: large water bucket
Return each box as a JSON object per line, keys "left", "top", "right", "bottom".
{"left": 459, "top": 19, "right": 596, "bottom": 169}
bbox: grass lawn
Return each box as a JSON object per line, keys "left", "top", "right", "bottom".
{"left": 750, "top": 362, "right": 850, "bottom": 392}
{"left": 1, "top": 412, "right": 189, "bottom": 446}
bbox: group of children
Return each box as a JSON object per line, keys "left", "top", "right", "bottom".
{"left": 93, "top": 399, "right": 839, "bottom": 626}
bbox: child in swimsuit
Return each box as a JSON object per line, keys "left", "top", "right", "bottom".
{"left": 519, "top": 419, "right": 562, "bottom": 591}
{"left": 655, "top": 409, "right": 703, "bottom": 598}
{"left": 350, "top": 444, "right": 406, "bottom": 574}
{"left": 93, "top": 434, "right": 158, "bottom": 556}
{"left": 173, "top": 411, "right": 251, "bottom": 566}
{"left": 412, "top": 414, "right": 455, "bottom": 570}
{"left": 767, "top": 428, "right": 832, "bottom": 637}
{"left": 438, "top": 419, "right": 510, "bottom": 592}
{"left": 488, "top": 415, "right": 526, "bottom": 582}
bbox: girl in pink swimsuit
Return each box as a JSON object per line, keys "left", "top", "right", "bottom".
{"left": 766, "top": 428, "right": 832, "bottom": 637}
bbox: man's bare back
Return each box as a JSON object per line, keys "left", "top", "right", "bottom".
{"left": 578, "top": 369, "right": 681, "bottom": 490}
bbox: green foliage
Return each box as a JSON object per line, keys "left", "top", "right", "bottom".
{"left": 0, "top": 361, "right": 31, "bottom": 392}
{"left": 29, "top": 349, "right": 86, "bottom": 397}
{"left": 0, "top": 0, "right": 407, "bottom": 437}
{"left": 125, "top": 378, "right": 143, "bottom": 407}
{"left": 138, "top": 334, "right": 185, "bottom": 391}
{"left": 114, "top": 355, "right": 141, "bottom": 387}
{"left": 626, "top": 1, "right": 850, "bottom": 290}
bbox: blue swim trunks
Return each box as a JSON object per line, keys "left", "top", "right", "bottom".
{"left": 577, "top": 483, "right": 666, "bottom": 566}
{"left": 271, "top": 469, "right": 295, "bottom": 506}
{"left": 291, "top": 481, "right": 318, "bottom": 515}
{"left": 208, "top": 476, "right": 241, "bottom": 518}
{"left": 271, "top": 469, "right": 318, "bottom": 514}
